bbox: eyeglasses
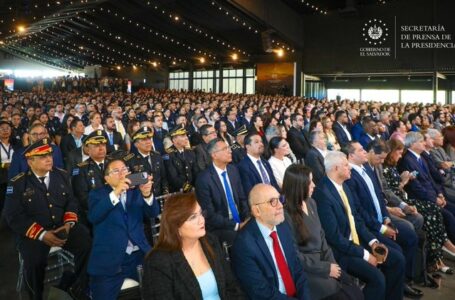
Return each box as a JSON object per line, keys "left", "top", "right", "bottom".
{"left": 30, "top": 132, "right": 47, "bottom": 137}
{"left": 254, "top": 195, "right": 285, "bottom": 207}
{"left": 186, "top": 210, "right": 207, "bottom": 223}
{"left": 108, "top": 166, "right": 130, "bottom": 175}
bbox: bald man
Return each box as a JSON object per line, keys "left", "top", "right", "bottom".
{"left": 231, "top": 184, "right": 309, "bottom": 299}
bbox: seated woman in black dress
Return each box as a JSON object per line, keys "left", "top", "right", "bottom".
{"left": 282, "top": 164, "right": 363, "bottom": 300}
{"left": 142, "top": 192, "right": 245, "bottom": 299}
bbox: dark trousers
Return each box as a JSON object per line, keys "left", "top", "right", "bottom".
{"left": 18, "top": 223, "right": 91, "bottom": 300}
{"left": 339, "top": 245, "right": 405, "bottom": 300}
{"left": 90, "top": 250, "right": 143, "bottom": 300}
{"left": 439, "top": 202, "right": 455, "bottom": 243}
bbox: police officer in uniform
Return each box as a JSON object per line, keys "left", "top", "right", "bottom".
{"left": 72, "top": 130, "right": 108, "bottom": 227}
{"left": 231, "top": 125, "right": 248, "bottom": 164}
{"left": 124, "top": 126, "right": 169, "bottom": 197}
{"left": 3, "top": 138, "right": 91, "bottom": 300}
{"left": 124, "top": 126, "right": 169, "bottom": 244}
{"left": 163, "top": 125, "right": 197, "bottom": 193}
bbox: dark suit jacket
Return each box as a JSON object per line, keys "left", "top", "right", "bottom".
{"left": 351, "top": 123, "right": 364, "bottom": 142}
{"left": 142, "top": 233, "right": 245, "bottom": 299}
{"left": 421, "top": 151, "right": 444, "bottom": 185}
{"left": 196, "top": 164, "right": 249, "bottom": 231}
{"left": 225, "top": 119, "right": 240, "bottom": 136}
{"left": 194, "top": 142, "right": 212, "bottom": 174}
{"left": 345, "top": 165, "right": 389, "bottom": 233}
{"left": 105, "top": 130, "right": 125, "bottom": 154}
{"left": 332, "top": 122, "right": 351, "bottom": 148}
{"left": 358, "top": 133, "right": 374, "bottom": 150}
{"left": 60, "top": 133, "right": 85, "bottom": 159}
{"left": 87, "top": 185, "right": 160, "bottom": 276}
{"left": 305, "top": 147, "right": 325, "bottom": 185}
{"left": 64, "top": 147, "right": 84, "bottom": 172}
{"left": 287, "top": 127, "right": 310, "bottom": 161}
{"left": 397, "top": 151, "right": 441, "bottom": 203}
{"left": 231, "top": 219, "right": 309, "bottom": 300}
{"left": 237, "top": 155, "right": 280, "bottom": 195}
{"left": 312, "top": 176, "right": 376, "bottom": 264}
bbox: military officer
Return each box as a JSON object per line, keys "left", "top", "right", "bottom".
{"left": 3, "top": 138, "right": 91, "bottom": 300}
{"left": 124, "top": 126, "right": 168, "bottom": 197}
{"left": 231, "top": 125, "right": 248, "bottom": 164}
{"left": 72, "top": 130, "right": 108, "bottom": 226}
{"left": 163, "top": 125, "right": 197, "bottom": 193}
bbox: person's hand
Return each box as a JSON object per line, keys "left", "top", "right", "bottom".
{"left": 329, "top": 263, "right": 342, "bottom": 279}
{"left": 139, "top": 175, "right": 154, "bottom": 197}
{"left": 441, "top": 161, "right": 453, "bottom": 169}
{"left": 403, "top": 205, "right": 418, "bottom": 215}
{"left": 239, "top": 218, "right": 250, "bottom": 229}
{"left": 367, "top": 253, "right": 378, "bottom": 267}
{"left": 383, "top": 225, "right": 397, "bottom": 240}
{"left": 400, "top": 171, "right": 412, "bottom": 185}
{"left": 113, "top": 177, "right": 131, "bottom": 197}
{"left": 371, "top": 242, "right": 389, "bottom": 263}
{"left": 42, "top": 231, "right": 66, "bottom": 247}
{"left": 387, "top": 207, "right": 406, "bottom": 218}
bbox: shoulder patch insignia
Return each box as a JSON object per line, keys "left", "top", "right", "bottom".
{"left": 6, "top": 186, "right": 13, "bottom": 194}
{"left": 72, "top": 168, "right": 80, "bottom": 176}
{"left": 77, "top": 161, "right": 89, "bottom": 167}
{"left": 162, "top": 154, "right": 170, "bottom": 161}
{"left": 165, "top": 147, "right": 175, "bottom": 154}
{"left": 11, "top": 172, "right": 25, "bottom": 182}
{"left": 123, "top": 153, "right": 135, "bottom": 161}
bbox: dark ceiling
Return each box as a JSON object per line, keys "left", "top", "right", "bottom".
{"left": 0, "top": 0, "right": 387, "bottom": 71}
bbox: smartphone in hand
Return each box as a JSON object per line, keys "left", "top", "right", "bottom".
{"left": 126, "top": 172, "right": 149, "bottom": 187}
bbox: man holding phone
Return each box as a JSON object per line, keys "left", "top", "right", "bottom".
{"left": 3, "top": 138, "right": 91, "bottom": 299}
{"left": 87, "top": 159, "right": 159, "bottom": 299}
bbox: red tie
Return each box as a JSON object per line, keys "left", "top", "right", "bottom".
{"left": 270, "top": 231, "right": 297, "bottom": 297}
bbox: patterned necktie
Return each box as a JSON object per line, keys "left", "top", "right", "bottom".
{"left": 270, "top": 231, "right": 297, "bottom": 297}
{"left": 221, "top": 171, "right": 240, "bottom": 223}
{"left": 339, "top": 188, "right": 360, "bottom": 245}
{"left": 256, "top": 160, "right": 270, "bottom": 184}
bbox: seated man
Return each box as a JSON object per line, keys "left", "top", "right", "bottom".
{"left": 3, "top": 138, "right": 91, "bottom": 299}
{"left": 313, "top": 151, "right": 405, "bottom": 300}
{"left": 305, "top": 130, "right": 328, "bottom": 185}
{"left": 231, "top": 183, "right": 309, "bottom": 299}
{"left": 237, "top": 132, "right": 280, "bottom": 195}
{"left": 398, "top": 132, "right": 455, "bottom": 244}
{"left": 344, "top": 141, "right": 422, "bottom": 298}
{"left": 196, "top": 138, "right": 249, "bottom": 245}
{"left": 87, "top": 159, "right": 159, "bottom": 299}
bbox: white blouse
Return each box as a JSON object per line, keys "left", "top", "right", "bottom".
{"left": 268, "top": 155, "right": 293, "bottom": 188}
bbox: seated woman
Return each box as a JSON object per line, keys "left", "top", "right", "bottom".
{"left": 142, "top": 192, "right": 245, "bottom": 299}
{"left": 321, "top": 116, "right": 341, "bottom": 151}
{"left": 282, "top": 164, "right": 363, "bottom": 300}
{"left": 383, "top": 139, "right": 455, "bottom": 277}
{"left": 268, "top": 136, "right": 293, "bottom": 188}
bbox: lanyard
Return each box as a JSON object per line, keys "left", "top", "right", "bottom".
{"left": 0, "top": 142, "right": 12, "bottom": 160}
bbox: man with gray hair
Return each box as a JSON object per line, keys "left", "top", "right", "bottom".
{"left": 313, "top": 151, "right": 405, "bottom": 300}
{"left": 195, "top": 138, "right": 249, "bottom": 244}
{"left": 398, "top": 131, "right": 455, "bottom": 246}
{"left": 305, "top": 130, "right": 328, "bottom": 185}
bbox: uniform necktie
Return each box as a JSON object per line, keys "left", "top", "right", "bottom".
{"left": 39, "top": 176, "right": 47, "bottom": 190}
{"left": 270, "top": 231, "right": 297, "bottom": 297}
{"left": 256, "top": 160, "right": 270, "bottom": 184}
{"left": 339, "top": 188, "right": 360, "bottom": 245}
{"left": 98, "top": 163, "right": 104, "bottom": 173}
{"left": 221, "top": 171, "right": 240, "bottom": 223}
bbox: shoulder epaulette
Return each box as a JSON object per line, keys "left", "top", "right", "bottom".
{"left": 231, "top": 143, "right": 241, "bottom": 150}
{"left": 165, "top": 147, "right": 175, "bottom": 154}
{"left": 56, "top": 167, "right": 67, "bottom": 173}
{"left": 10, "top": 172, "right": 25, "bottom": 182}
{"left": 152, "top": 150, "right": 160, "bottom": 155}
{"left": 123, "top": 153, "right": 135, "bottom": 161}
{"left": 77, "top": 161, "right": 89, "bottom": 167}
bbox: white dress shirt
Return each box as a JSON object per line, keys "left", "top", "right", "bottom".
{"left": 268, "top": 156, "right": 292, "bottom": 188}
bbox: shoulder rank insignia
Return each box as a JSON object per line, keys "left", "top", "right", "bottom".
{"left": 6, "top": 186, "right": 13, "bottom": 194}
{"left": 11, "top": 172, "right": 25, "bottom": 182}
{"left": 77, "top": 161, "right": 89, "bottom": 167}
{"left": 162, "top": 154, "right": 170, "bottom": 161}
{"left": 165, "top": 147, "right": 175, "bottom": 154}
{"left": 123, "top": 153, "right": 135, "bottom": 161}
